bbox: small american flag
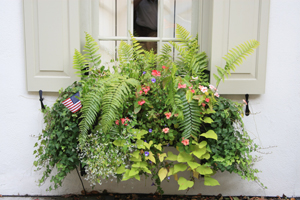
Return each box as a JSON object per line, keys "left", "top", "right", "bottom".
{"left": 62, "top": 92, "right": 82, "bottom": 113}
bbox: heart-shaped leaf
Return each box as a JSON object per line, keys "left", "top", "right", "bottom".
{"left": 177, "top": 152, "right": 193, "bottom": 162}
{"left": 174, "top": 163, "right": 187, "bottom": 174}
{"left": 201, "top": 130, "right": 218, "bottom": 140}
{"left": 158, "top": 167, "right": 168, "bottom": 182}
{"left": 165, "top": 151, "right": 178, "bottom": 161}
{"left": 178, "top": 177, "right": 194, "bottom": 190}
{"left": 204, "top": 176, "right": 220, "bottom": 186}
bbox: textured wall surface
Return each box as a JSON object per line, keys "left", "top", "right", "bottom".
{"left": 0, "top": 0, "right": 299, "bottom": 197}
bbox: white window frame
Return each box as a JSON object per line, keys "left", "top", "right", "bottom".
{"left": 98, "top": 0, "right": 199, "bottom": 56}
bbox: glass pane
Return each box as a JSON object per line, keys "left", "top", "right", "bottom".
{"left": 175, "top": 0, "right": 192, "bottom": 33}
{"left": 99, "top": 41, "right": 116, "bottom": 65}
{"left": 134, "top": 0, "right": 158, "bottom": 37}
{"left": 99, "top": 0, "right": 128, "bottom": 37}
{"left": 163, "top": 0, "right": 192, "bottom": 38}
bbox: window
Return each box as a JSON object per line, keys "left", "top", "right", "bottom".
{"left": 24, "top": 0, "right": 270, "bottom": 94}
{"left": 98, "top": 0, "right": 196, "bottom": 64}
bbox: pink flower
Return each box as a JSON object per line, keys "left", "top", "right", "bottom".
{"left": 142, "top": 86, "right": 150, "bottom": 94}
{"left": 115, "top": 120, "right": 119, "bottom": 125}
{"left": 189, "top": 85, "right": 193, "bottom": 89}
{"left": 165, "top": 112, "right": 172, "bottom": 119}
{"left": 209, "top": 84, "right": 216, "bottom": 91}
{"left": 198, "top": 85, "right": 204, "bottom": 90}
{"left": 191, "top": 89, "right": 195, "bottom": 93}
{"left": 201, "top": 103, "right": 206, "bottom": 107}
{"left": 138, "top": 100, "right": 145, "bottom": 106}
{"left": 151, "top": 70, "right": 161, "bottom": 77}
{"left": 178, "top": 83, "right": 187, "bottom": 89}
{"left": 139, "top": 90, "right": 143, "bottom": 95}
{"left": 162, "top": 128, "right": 169, "bottom": 133}
{"left": 181, "top": 137, "right": 189, "bottom": 146}
{"left": 174, "top": 113, "right": 179, "bottom": 117}
{"left": 162, "top": 66, "right": 166, "bottom": 69}
{"left": 205, "top": 98, "right": 210, "bottom": 103}
{"left": 214, "top": 92, "right": 220, "bottom": 98}
{"left": 121, "top": 118, "right": 126, "bottom": 125}
{"left": 200, "top": 86, "right": 208, "bottom": 93}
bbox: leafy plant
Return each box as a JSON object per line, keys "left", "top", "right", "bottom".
{"left": 35, "top": 26, "right": 265, "bottom": 193}
{"left": 33, "top": 82, "right": 82, "bottom": 191}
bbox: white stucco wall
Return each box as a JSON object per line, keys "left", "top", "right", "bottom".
{"left": 0, "top": 0, "right": 300, "bottom": 197}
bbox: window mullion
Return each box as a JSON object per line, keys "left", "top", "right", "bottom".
{"left": 157, "top": 0, "right": 164, "bottom": 55}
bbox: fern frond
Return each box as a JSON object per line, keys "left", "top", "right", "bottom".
{"left": 84, "top": 32, "right": 101, "bottom": 69}
{"left": 118, "top": 41, "right": 134, "bottom": 64}
{"left": 73, "top": 49, "right": 89, "bottom": 79}
{"left": 176, "top": 24, "right": 192, "bottom": 43}
{"left": 214, "top": 40, "right": 260, "bottom": 87}
{"left": 78, "top": 78, "right": 107, "bottom": 147}
{"left": 100, "top": 76, "right": 139, "bottom": 133}
{"left": 177, "top": 90, "right": 202, "bottom": 139}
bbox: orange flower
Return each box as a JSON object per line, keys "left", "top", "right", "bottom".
{"left": 165, "top": 112, "right": 172, "bottom": 119}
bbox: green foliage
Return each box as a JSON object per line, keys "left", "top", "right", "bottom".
{"left": 177, "top": 90, "right": 202, "bottom": 139}
{"left": 213, "top": 40, "right": 260, "bottom": 87}
{"left": 33, "top": 82, "right": 81, "bottom": 191}
{"left": 83, "top": 32, "right": 101, "bottom": 69}
{"left": 36, "top": 25, "right": 264, "bottom": 193}
{"left": 170, "top": 24, "right": 209, "bottom": 82}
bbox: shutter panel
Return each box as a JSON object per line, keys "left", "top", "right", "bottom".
{"left": 209, "top": 0, "right": 270, "bottom": 94}
{"left": 24, "top": 0, "right": 80, "bottom": 92}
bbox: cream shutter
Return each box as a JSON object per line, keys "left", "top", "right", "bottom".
{"left": 24, "top": 0, "right": 81, "bottom": 92}
{"left": 206, "top": 0, "right": 270, "bottom": 94}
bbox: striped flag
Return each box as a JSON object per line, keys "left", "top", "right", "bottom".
{"left": 62, "top": 92, "right": 82, "bottom": 113}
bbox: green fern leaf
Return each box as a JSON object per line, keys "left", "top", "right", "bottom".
{"left": 214, "top": 40, "right": 260, "bottom": 87}
{"left": 83, "top": 32, "right": 101, "bottom": 69}
{"left": 177, "top": 90, "right": 202, "bottom": 139}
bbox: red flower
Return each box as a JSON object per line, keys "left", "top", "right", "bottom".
{"left": 139, "top": 90, "right": 143, "bottom": 95}
{"left": 121, "top": 118, "right": 126, "bottom": 124}
{"left": 205, "top": 98, "right": 210, "bottom": 103}
{"left": 191, "top": 89, "right": 195, "bottom": 93}
{"left": 165, "top": 112, "right": 172, "bottom": 119}
{"left": 138, "top": 100, "right": 145, "bottom": 105}
{"left": 201, "top": 103, "right": 206, "bottom": 107}
{"left": 115, "top": 120, "right": 119, "bottom": 125}
{"left": 162, "top": 66, "right": 166, "bottom": 69}
{"left": 151, "top": 70, "right": 161, "bottom": 77}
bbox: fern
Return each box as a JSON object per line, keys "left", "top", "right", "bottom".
{"left": 118, "top": 41, "right": 134, "bottom": 65}
{"left": 170, "top": 25, "right": 208, "bottom": 81}
{"left": 73, "top": 49, "right": 89, "bottom": 79}
{"left": 214, "top": 40, "right": 260, "bottom": 87}
{"left": 159, "top": 43, "right": 172, "bottom": 67}
{"left": 177, "top": 90, "right": 202, "bottom": 139}
{"left": 100, "top": 75, "right": 140, "bottom": 133}
{"left": 78, "top": 78, "right": 107, "bottom": 147}
{"left": 84, "top": 32, "right": 101, "bottom": 69}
